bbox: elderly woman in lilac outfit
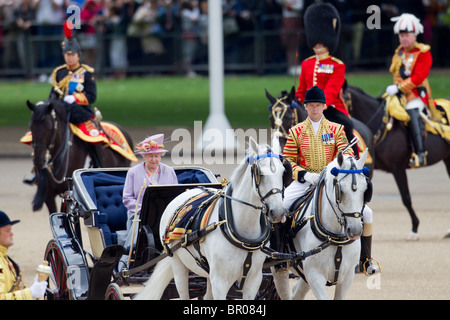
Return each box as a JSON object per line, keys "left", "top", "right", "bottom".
{"left": 123, "top": 134, "right": 178, "bottom": 218}
{"left": 120, "top": 134, "right": 177, "bottom": 269}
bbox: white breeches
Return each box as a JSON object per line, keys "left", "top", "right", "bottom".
{"left": 283, "top": 180, "right": 312, "bottom": 210}
{"left": 405, "top": 97, "right": 425, "bottom": 112}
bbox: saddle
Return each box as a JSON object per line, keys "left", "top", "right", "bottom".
{"left": 385, "top": 95, "right": 450, "bottom": 142}
{"left": 20, "top": 119, "right": 138, "bottom": 162}
{"left": 163, "top": 190, "right": 221, "bottom": 244}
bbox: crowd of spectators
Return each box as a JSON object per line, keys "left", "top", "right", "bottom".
{"left": 0, "top": 0, "right": 449, "bottom": 79}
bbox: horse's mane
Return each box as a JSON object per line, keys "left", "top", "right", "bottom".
{"left": 31, "top": 99, "right": 67, "bottom": 122}
{"left": 348, "top": 85, "right": 383, "bottom": 103}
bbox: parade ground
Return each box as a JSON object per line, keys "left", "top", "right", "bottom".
{"left": 1, "top": 126, "right": 449, "bottom": 300}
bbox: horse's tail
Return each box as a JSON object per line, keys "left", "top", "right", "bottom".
{"left": 133, "top": 257, "right": 173, "bottom": 300}
{"left": 32, "top": 169, "right": 48, "bottom": 211}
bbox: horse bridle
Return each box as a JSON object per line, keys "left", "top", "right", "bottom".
{"left": 32, "top": 107, "right": 72, "bottom": 184}
{"left": 246, "top": 150, "right": 286, "bottom": 214}
{"left": 325, "top": 158, "right": 369, "bottom": 227}
{"left": 270, "top": 96, "right": 298, "bottom": 139}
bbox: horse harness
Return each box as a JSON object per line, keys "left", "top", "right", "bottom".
{"left": 271, "top": 96, "right": 299, "bottom": 139}
{"left": 278, "top": 162, "right": 371, "bottom": 286}
{"left": 122, "top": 152, "right": 286, "bottom": 291}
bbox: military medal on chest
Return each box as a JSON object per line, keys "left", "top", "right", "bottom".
{"left": 317, "top": 64, "right": 334, "bottom": 74}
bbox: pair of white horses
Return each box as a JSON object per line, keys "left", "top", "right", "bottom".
{"left": 134, "top": 137, "right": 370, "bottom": 300}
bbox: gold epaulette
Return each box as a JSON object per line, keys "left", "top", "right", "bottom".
{"left": 415, "top": 42, "right": 430, "bottom": 53}
{"left": 81, "top": 64, "right": 95, "bottom": 73}
{"left": 51, "top": 64, "right": 67, "bottom": 86}
{"left": 304, "top": 55, "right": 316, "bottom": 61}
{"left": 330, "top": 57, "right": 344, "bottom": 64}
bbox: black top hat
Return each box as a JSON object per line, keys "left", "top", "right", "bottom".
{"left": 0, "top": 211, "right": 20, "bottom": 228}
{"left": 303, "top": 86, "right": 326, "bottom": 104}
{"left": 63, "top": 21, "right": 81, "bottom": 54}
{"left": 304, "top": 3, "right": 341, "bottom": 54}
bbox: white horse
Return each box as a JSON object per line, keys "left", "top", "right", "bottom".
{"left": 134, "top": 137, "right": 288, "bottom": 300}
{"left": 273, "top": 149, "right": 371, "bottom": 300}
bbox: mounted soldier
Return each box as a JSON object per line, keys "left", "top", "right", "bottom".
{"left": 295, "top": 2, "right": 358, "bottom": 157}
{"left": 386, "top": 13, "right": 437, "bottom": 168}
{"left": 50, "top": 21, "right": 100, "bottom": 125}
{"left": 23, "top": 21, "right": 103, "bottom": 185}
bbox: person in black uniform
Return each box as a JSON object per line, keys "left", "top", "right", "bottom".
{"left": 50, "top": 21, "right": 97, "bottom": 124}
{"left": 23, "top": 22, "right": 99, "bottom": 185}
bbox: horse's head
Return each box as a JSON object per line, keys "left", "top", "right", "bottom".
{"left": 266, "top": 87, "right": 306, "bottom": 149}
{"left": 244, "top": 137, "right": 290, "bottom": 223}
{"left": 324, "top": 149, "right": 372, "bottom": 240}
{"left": 27, "top": 99, "right": 67, "bottom": 170}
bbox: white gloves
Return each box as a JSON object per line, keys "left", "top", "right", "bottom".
{"left": 29, "top": 275, "right": 47, "bottom": 299}
{"left": 386, "top": 84, "right": 399, "bottom": 96}
{"left": 304, "top": 172, "right": 320, "bottom": 185}
{"left": 63, "top": 95, "right": 76, "bottom": 104}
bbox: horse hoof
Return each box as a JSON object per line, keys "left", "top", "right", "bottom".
{"left": 406, "top": 232, "right": 419, "bottom": 241}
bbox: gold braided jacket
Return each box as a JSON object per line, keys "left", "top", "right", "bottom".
{"left": 0, "top": 245, "right": 32, "bottom": 300}
{"left": 282, "top": 117, "right": 353, "bottom": 181}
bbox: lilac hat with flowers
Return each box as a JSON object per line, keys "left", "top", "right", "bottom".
{"left": 135, "top": 134, "right": 168, "bottom": 155}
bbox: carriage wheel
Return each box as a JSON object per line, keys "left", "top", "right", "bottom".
{"left": 44, "top": 239, "right": 75, "bottom": 300}
{"left": 105, "top": 283, "right": 124, "bottom": 300}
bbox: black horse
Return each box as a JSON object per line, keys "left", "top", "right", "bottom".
{"left": 344, "top": 85, "right": 450, "bottom": 239}
{"left": 265, "top": 86, "right": 375, "bottom": 181}
{"left": 26, "top": 99, "right": 134, "bottom": 214}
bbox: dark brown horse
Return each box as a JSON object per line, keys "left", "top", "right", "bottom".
{"left": 265, "top": 86, "right": 375, "bottom": 180}
{"left": 27, "top": 99, "right": 133, "bottom": 214}
{"left": 344, "top": 85, "right": 450, "bottom": 239}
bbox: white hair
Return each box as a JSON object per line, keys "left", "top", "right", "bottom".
{"left": 391, "top": 13, "right": 424, "bottom": 35}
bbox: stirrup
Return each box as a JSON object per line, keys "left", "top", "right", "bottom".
{"left": 409, "top": 152, "right": 427, "bottom": 168}
{"left": 362, "top": 257, "right": 381, "bottom": 276}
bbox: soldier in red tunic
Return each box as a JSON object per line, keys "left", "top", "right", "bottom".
{"left": 296, "top": 3, "right": 358, "bottom": 157}
{"left": 386, "top": 13, "right": 433, "bottom": 168}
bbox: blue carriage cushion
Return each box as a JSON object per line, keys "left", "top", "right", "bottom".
{"left": 176, "top": 169, "right": 211, "bottom": 184}
{"left": 94, "top": 185, "right": 128, "bottom": 246}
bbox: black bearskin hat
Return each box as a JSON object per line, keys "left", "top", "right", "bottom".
{"left": 304, "top": 2, "right": 341, "bottom": 54}
{"left": 304, "top": 86, "right": 326, "bottom": 104}
{"left": 63, "top": 21, "right": 81, "bottom": 54}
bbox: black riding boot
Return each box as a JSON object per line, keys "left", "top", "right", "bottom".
{"left": 406, "top": 108, "right": 427, "bottom": 168}
{"left": 359, "top": 235, "right": 380, "bottom": 274}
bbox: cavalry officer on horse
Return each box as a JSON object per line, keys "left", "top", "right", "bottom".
{"left": 49, "top": 21, "right": 99, "bottom": 125}
{"left": 282, "top": 86, "right": 380, "bottom": 275}
{"left": 295, "top": 3, "right": 358, "bottom": 157}
{"left": 386, "top": 13, "right": 438, "bottom": 168}
{"left": 23, "top": 21, "right": 101, "bottom": 185}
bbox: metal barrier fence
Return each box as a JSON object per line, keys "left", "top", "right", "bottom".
{"left": 0, "top": 18, "right": 448, "bottom": 79}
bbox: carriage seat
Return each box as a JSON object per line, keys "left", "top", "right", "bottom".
{"left": 95, "top": 184, "right": 128, "bottom": 247}
{"left": 80, "top": 171, "right": 128, "bottom": 249}
{"left": 83, "top": 168, "right": 215, "bottom": 249}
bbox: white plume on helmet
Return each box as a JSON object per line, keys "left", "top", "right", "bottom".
{"left": 391, "top": 13, "right": 424, "bottom": 35}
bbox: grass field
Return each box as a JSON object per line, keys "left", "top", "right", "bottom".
{"left": 1, "top": 72, "right": 449, "bottom": 128}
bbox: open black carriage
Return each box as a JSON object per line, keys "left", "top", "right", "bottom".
{"left": 44, "top": 166, "right": 279, "bottom": 300}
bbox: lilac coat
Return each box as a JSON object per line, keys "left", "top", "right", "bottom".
{"left": 122, "top": 162, "right": 178, "bottom": 217}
